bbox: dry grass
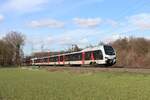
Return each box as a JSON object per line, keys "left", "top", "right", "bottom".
{"left": 46, "top": 66, "right": 150, "bottom": 74}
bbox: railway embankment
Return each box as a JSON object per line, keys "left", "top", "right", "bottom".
{"left": 43, "top": 66, "right": 150, "bottom": 74}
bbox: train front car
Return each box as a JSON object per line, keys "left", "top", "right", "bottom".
{"left": 103, "top": 45, "right": 116, "bottom": 66}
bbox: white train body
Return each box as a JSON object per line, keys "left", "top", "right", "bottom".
{"left": 31, "top": 45, "right": 116, "bottom": 66}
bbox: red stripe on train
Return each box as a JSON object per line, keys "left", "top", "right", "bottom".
{"left": 82, "top": 52, "right": 85, "bottom": 64}
{"left": 91, "top": 51, "right": 95, "bottom": 61}
{"left": 58, "top": 52, "right": 60, "bottom": 64}
{"left": 63, "top": 55, "right": 65, "bottom": 64}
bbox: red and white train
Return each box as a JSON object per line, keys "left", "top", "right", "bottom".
{"left": 31, "top": 45, "right": 116, "bottom": 66}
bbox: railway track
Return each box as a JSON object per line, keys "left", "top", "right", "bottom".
{"left": 42, "top": 66, "right": 150, "bottom": 74}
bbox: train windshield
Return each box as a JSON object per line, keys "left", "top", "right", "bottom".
{"left": 104, "top": 45, "right": 115, "bottom": 55}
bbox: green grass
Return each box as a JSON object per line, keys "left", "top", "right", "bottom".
{"left": 0, "top": 68, "right": 150, "bottom": 100}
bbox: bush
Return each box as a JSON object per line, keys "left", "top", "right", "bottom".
{"left": 112, "top": 37, "right": 150, "bottom": 68}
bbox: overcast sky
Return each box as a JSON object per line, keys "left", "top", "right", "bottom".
{"left": 0, "top": 0, "right": 150, "bottom": 55}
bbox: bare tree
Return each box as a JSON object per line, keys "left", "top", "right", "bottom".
{"left": 98, "top": 41, "right": 105, "bottom": 45}
{"left": 0, "top": 39, "right": 14, "bottom": 66}
{"left": 4, "top": 31, "right": 25, "bottom": 66}
{"left": 66, "top": 44, "right": 82, "bottom": 52}
{"left": 73, "top": 44, "right": 82, "bottom": 52}
{"left": 85, "top": 44, "right": 94, "bottom": 48}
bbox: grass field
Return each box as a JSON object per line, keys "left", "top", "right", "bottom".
{"left": 0, "top": 68, "right": 150, "bottom": 100}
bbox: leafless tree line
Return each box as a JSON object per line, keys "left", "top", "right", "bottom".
{"left": 112, "top": 37, "right": 150, "bottom": 68}
{"left": 0, "top": 31, "right": 25, "bottom": 67}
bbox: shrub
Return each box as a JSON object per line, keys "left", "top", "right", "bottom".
{"left": 112, "top": 37, "right": 150, "bottom": 68}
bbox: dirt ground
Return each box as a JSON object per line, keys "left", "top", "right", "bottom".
{"left": 43, "top": 66, "right": 150, "bottom": 74}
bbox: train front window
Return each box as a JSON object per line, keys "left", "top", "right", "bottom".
{"left": 104, "top": 45, "right": 115, "bottom": 55}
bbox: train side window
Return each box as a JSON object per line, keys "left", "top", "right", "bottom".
{"left": 65, "top": 55, "right": 70, "bottom": 61}
{"left": 50, "top": 57, "right": 56, "bottom": 62}
{"left": 78, "top": 53, "right": 82, "bottom": 60}
{"left": 44, "top": 58, "right": 48, "bottom": 62}
{"left": 63, "top": 53, "right": 82, "bottom": 61}
{"left": 50, "top": 57, "right": 53, "bottom": 62}
{"left": 85, "top": 51, "right": 91, "bottom": 60}
{"left": 54, "top": 57, "right": 58, "bottom": 62}
{"left": 70, "top": 54, "right": 73, "bottom": 61}
{"left": 93, "top": 50, "right": 103, "bottom": 60}
{"left": 60, "top": 56, "right": 63, "bottom": 61}
{"left": 69, "top": 53, "right": 82, "bottom": 61}
{"left": 38, "top": 59, "right": 40, "bottom": 63}
{"left": 76, "top": 53, "right": 82, "bottom": 61}
{"left": 40, "top": 59, "right": 43, "bottom": 62}
{"left": 43, "top": 58, "right": 45, "bottom": 62}
{"left": 66, "top": 55, "right": 69, "bottom": 61}
{"left": 37, "top": 59, "right": 39, "bottom": 63}
{"left": 71, "top": 54, "right": 76, "bottom": 61}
